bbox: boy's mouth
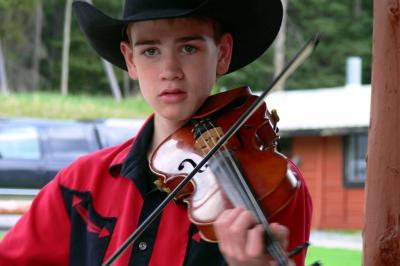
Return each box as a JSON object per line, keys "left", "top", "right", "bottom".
{"left": 159, "top": 88, "right": 184, "bottom": 94}
{"left": 159, "top": 89, "right": 187, "bottom": 103}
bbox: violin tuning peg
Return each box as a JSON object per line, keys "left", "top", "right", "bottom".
{"left": 271, "top": 109, "right": 280, "bottom": 124}
{"left": 162, "top": 187, "right": 171, "bottom": 193}
{"left": 154, "top": 179, "right": 172, "bottom": 194}
{"left": 154, "top": 179, "right": 164, "bottom": 190}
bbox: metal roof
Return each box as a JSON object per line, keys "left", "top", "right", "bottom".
{"left": 263, "top": 85, "right": 371, "bottom": 136}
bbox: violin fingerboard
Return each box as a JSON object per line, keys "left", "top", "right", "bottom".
{"left": 209, "top": 150, "right": 264, "bottom": 223}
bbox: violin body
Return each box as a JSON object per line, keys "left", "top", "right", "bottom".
{"left": 150, "top": 86, "right": 299, "bottom": 242}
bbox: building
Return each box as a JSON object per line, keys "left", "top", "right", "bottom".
{"left": 266, "top": 83, "right": 370, "bottom": 229}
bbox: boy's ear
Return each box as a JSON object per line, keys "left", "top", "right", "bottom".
{"left": 120, "top": 41, "right": 138, "bottom": 80}
{"left": 216, "top": 33, "right": 233, "bottom": 75}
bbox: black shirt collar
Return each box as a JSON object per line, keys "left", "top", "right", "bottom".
{"left": 120, "top": 117, "right": 157, "bottom": 196}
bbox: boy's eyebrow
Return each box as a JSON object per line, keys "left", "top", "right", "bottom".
{"left": 176, "top": 35, "right": 207, "bottom": 43}
{"left": 134, "top": 39, "right": 160, "bottom": 46}
{"left": 134, "top": 35, "right": 207, "bottom": 46}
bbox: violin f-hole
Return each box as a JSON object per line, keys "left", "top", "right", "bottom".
{"left": 178, "top": 159, "right": 208, "bottom": 173}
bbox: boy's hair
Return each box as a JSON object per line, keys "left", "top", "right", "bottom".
{"left": 123, "top": 16, "right": 226, "bottom": 45}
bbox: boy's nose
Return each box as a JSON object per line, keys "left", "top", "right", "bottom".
{"left": 159, "top": 54, "right": 184, "bottom": 81}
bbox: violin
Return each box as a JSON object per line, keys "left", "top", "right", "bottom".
{"left": 102, "top": 33, "right": 320, "bottom": 266}
{"left": 150, "top": 86, "right": 299, "bottom": 243}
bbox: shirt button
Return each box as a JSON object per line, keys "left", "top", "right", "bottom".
{"left": 138, "top": 241, "right": 147, "bottom": 251}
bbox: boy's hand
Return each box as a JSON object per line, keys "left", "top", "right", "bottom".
{"left": 213, "top": 208, "right": 294, "bottom": 266}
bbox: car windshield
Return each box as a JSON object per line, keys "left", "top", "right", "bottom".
{"left": 0, "top": 126, "right": 41, "bottom": 160}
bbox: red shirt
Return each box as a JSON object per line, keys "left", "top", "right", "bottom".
{"left": 0, "top": 116, "right": 312, "bottom": 266}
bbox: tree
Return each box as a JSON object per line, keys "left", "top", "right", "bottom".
{"left": 60, "top": 0, "right": 72, "bottom": 96}
{"left": 0, "top": 39, "right": 9, "bottom": 95}
{"left": 285, "top": 0, "right": 372, "bottom": 89}
{"left": 82, "top": 0, "right": 122, "bottom": 101}
{"left": 32, "top": 1, "right": 43, "bottom": 91}
{"left": 217, "top": 0, "right": 373, "bottom": 92}
{"left": 0, "top": 1, "right": 38, "bottom": 91}
{"left": 0, "top": 0, "right": 373, "bottom": 95}
{"left": 273, "top": 0, "right": 288, "bottom": 91}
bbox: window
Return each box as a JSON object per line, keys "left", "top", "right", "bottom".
{"left": 344, "top": 133, "right": 368, "bottom": 187}
{"left": 96, "top": 119, "right": 144, "bottom": 147}
{"left": 0, "top": 126, "right": 41, "bottom": 160}
{"left": 97, "top": 126, "right": 135, "bottom": 147}
{"left": 46, "top": 126, "right": 93, "bottom": 160}
{"left": 277, "top": 137, "right": 292, "bottom": 158}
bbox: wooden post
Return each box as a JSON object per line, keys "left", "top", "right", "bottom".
{"left": 363, "top": 0, "right": 400, "bottom": 265}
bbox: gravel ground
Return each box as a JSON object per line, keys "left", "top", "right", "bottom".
{"left": 310, "top": 230, "right": 362, "bottom": 250}
{"left": 0, "top": 214, "right": 22, "bottom": 230}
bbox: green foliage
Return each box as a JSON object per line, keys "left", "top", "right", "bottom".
{"left": 0, "top": 230, "right": 6, "bottom": 240}
{"left": 284, "top": 0, "right": 372, "bottom": 89}
{"left": 217, "top": 50, "right": 275, "bottom": 91}
{"left": 0, "top": 1, "right": 40, "bottom": 39}
{"left": 0, "top": 0, "right": 37, "bottom": 9}
{"left": 0, "top": 0, "right": 43, "bottom": 92}
{"left": 67, "top": 1, "right": 125, "bottom": 94}
{"left": 38, "top": 0, "right": 125, "bottom": 94}
{"left": 0, "top": 0, "right": 372, "bottom": 94}
{"left": 219, "top": 0, "right": 372, "bottom": 91}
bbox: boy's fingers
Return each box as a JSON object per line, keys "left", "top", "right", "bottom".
{"left": 227, "top": 209, "right": 258, "bottom": 258}
{"left": 245, "top": 224, "right": 265, "bottom": 259}
{"left": 214, "top": 208, "right": 243, "bottom": 255}
{"left": 215, "top": 210, "right": 292, "bottom": 266}
{"left": 270, "top": 223, "right": 289, "bottom": 250}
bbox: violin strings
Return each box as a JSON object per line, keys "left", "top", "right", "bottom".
{"left": 199, "top": 119, "right": 244, "bottom": 183}
{"left": 198, "top": 119, "right": 287, "bottom": 265}
{"left": 199, "top": 119, "right": 259, "bottom": 213}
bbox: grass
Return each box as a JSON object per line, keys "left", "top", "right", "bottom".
{"left": 0, "top": 92, "right": 152, "bottom": 119}
{"left": 318, "top": 229, "right": 361, "bottom": 235}
{"left": 306, "top": 246, "right": 362, "bottom": 266}
{"left": 0, "top": 231, "right": 6, "bottom": 239}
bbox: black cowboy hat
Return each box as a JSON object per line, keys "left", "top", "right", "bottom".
{"left": 72, "top": 0, "right": 283, "bottom": 74}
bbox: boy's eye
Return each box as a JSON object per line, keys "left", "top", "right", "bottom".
{"left": 143, "top": 48, "right": 159, "bottom": 56}
{"left": 182, "top": 45, "right": 197, "bottom": 54}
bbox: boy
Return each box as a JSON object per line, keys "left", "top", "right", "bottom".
{"left": 0, "top": 0, "right": 312, "bottom": 265}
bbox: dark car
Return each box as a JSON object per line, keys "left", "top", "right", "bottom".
{"left": 0, "top": 118, "right": 144, "bottom": 192}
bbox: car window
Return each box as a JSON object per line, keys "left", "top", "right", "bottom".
{"left": 0, "top": 126, "right": 41, "bottom": 160}
{"left": 96, "top": 119, "right": 144, "bottom": 147}
{"left": 98, "top": 126, "right": 134, "bottom": 147}
{"left": 46, "top": 126, "right": 93, "bottom": 160}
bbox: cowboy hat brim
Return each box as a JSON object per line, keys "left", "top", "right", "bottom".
{"left": 72, "top": 0, "right": 283, "bottom": 74}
